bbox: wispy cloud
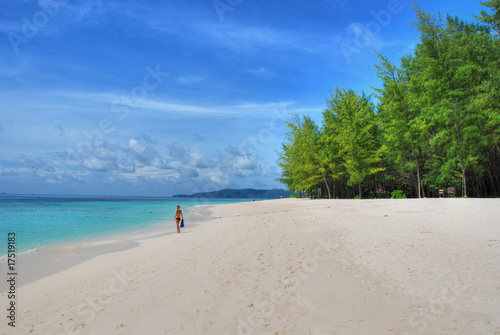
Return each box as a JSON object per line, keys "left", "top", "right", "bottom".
{"left": 6, "top": 89, "right": 295, "bottom": 117}
{"left": 59, "top": 0, "right": 109, "bottom": 24}
{"left": 0, "top": 20, "right": 23, "bottom": 33}
{"left": 198, "top": 23, "right": 292, "bottom": 48}
{"left": 191, "top": 21, "right": 344, "bottom": 57}
{"left": 176, "top": 75, "right": 207, "bottom": 85}
{"left": 243, "top": 67, "right": 277, "bottom": 77}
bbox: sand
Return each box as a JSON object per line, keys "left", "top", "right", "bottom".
{"left": 1, "top": 198, "right": 500, "bottom": 334}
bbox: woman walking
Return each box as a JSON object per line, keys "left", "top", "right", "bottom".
{"left": 174, "top": 205, "right": 183, "bottom": 233}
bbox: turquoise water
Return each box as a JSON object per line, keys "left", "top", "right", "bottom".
{"left": 0, "top": 195, "right": 248, "bottom": 257}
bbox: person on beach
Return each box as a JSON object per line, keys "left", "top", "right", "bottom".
{"left": 174, "top": 205, "right": 183, "bottom": 233}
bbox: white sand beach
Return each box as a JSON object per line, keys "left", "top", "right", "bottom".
{"left": 2, "top": 198, "right": 500, "bottom": 334}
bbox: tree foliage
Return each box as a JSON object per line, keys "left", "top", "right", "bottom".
{"left": 277, "top": 3, "right": 500, "bottom": 198}
{"left": 323, "top": 88, "right": 384, "bottom": 198}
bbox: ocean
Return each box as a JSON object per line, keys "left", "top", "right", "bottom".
{"left": 0, "top": 195, "right": 249, "bottom": 258}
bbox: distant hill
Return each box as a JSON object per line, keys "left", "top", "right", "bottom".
{"left": 173, "top": 188, "right": 292, "bottom": 199}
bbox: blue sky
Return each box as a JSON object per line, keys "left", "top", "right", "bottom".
{"left": 0, "top": 0, "right": 484, "bottom": 196}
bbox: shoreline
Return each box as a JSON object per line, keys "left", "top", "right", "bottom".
{"left": 0, "top": 196, "right": 249, "bottom": 259}
{"left": 2, "top": 198, "right": 499, "bottom": 334}
{"left": 0, "top": 203, "right": 219, "bottom": 291}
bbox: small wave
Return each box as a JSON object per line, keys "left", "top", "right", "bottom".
{"left": 0, "top": 247, "right": 39, "bottom": 261}
{"left": 126, "top": 230, "right": 166, "bottom": 240}
{"left": 67, "top": 229, "right": 170, "bottom": 249}
{"left": 82, "top": 240, "right": 119, "bottom": 246}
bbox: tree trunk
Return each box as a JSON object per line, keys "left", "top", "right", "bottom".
{"left": 452, "top": 95, "right": 467, "bottom": 197}
{"left": 322, "top": 171, "right": 331, "bottom": 199}
{"left": 488, "top": 168, "right": 498, "bottom": 197}
{"left": 408, "top": 116, "right": 423, "bottom": 198}
{"left": 462, "top": 167, "right": 467, "bottom": 197}
{"left": 416, "top": 158, "right": 422, "bottom": 198}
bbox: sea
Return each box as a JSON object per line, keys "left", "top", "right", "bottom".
{"left": 0, "top": 194, "right": 250, "bottom": 259}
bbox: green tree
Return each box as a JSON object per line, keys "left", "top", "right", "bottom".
{"left": 277, "top": 115, "right": 322, "bottom": 196}
{"left": 374, "top": 53, "right": 428, "bottom": 198}
{"left": 318, "top": 110, "right": 347, "bottom": 199}
{"left": 323, "top": 88, "right": 385, "bottom": 198}
{"left": 476, "top": 0, "right": 500, "bottom": 34}
{"left": 276, "top": 2, "right": 500, "bottom": 198}
{"left": 408, "top": 5, "right": 494, "bottom": 197}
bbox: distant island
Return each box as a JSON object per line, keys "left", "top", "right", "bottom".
{"left": 173, "top": 188, "right": 292, "bottom": 199}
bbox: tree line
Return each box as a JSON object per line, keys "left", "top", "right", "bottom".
{"left": 277, "top": 2, "right": 500, "bottom": 198}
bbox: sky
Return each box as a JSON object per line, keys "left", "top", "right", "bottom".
{"left": 0, "top": 0, "right": 485, "bottom": 196}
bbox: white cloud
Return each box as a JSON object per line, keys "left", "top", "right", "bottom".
{"left": 129, "top": 139, "right": 145, "bottom": 154}
{"left": 121, "top": 166, "right": 179, "bottom": 180}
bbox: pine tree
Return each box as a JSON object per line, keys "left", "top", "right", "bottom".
{"left": 323, "top": 88, "right": 385, "bottom": 198}
{"left": 277, "top": 115, "right": 322, "bottom": 196}
{"left": 476, "top": 0, "right": 500, "bottom": 34}
{"left": 408, "top": 5, "right": 493, "bottom": 197}
{"left": 374, "top": 53, "right": 428, "bottom": 197}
